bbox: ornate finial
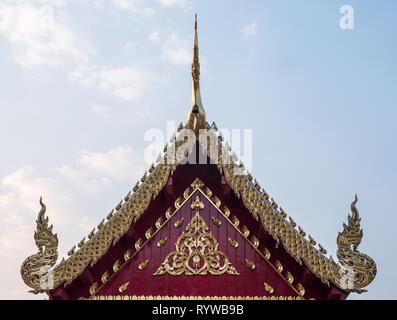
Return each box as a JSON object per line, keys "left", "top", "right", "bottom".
{"left": 187, "top": 14, "right": 206, "bottom": 134}
{"left": 333, "top": 194, "right": 377, "bottom": 292}
{"left": 21, "top": 197, "right": 63, "bottom": 294}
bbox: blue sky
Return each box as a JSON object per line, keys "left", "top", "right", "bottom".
{"left": 0, "top": 0, "right": 396, "bottom": 299}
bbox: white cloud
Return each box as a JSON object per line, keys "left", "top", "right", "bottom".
{"left": 69, "top": 64, "right": 155, "bottom": 101}
{"left": 148, "top": 30, "right": 160, "bottom": 44}
{"left": 162, "top": 33, "right": 191, "bottom": 66}
{"left": 112, "top": 0, "right": 155, "bottom": 15}
{"left": 54, "top": 145, "right": 145, "bottom": 192}
{"left": 157, "top": 0, "right": 189, "bottom": 7}
{"left": 241, "top": 21, "right": 257, "bottom": 38}
{"left": 0, "top": 1, "right": 96, "bottom": 69}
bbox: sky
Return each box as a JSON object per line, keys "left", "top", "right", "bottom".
{"left": 0, "top": 0, "right": 396, "bottom": 300}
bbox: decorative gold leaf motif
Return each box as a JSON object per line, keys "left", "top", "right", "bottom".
{"left": 97, "top": 219, "right": 105, "bottom": 230}
{"left": 264, "top": 282, "right": 274, "bottom": 294}
{"left": 318, "top": 244, "right": 327, "bottom": 254}
{"left": 251, "top": 235, "right": 259, "bottom": 248}
{"left": 138, "top": 259, "right": 149, "bottom": 270}
{"left": 67, "top": 246, "right": 75, "bottom": 256}
{"left": 88, "top": 228, "right": 95, "bottom": 239}
{"left": 106, "top": 209, "right": 114, "bottom": 220}
{"left": 135, "top": 238, "right": 143, "bottom": 251}
{"left": 174, "top": 197, "right": 182, "bottom": 209}
{"left": 289, "top": 217, "right": 296, "bottom": 227}
{"left": 113, "top": 260, "right": 121, "bottom": 272}
{"left": 124, "top": 249, "right": 132, "bottom": 262}
{"left": 191, "top": 178, "right": 204, "bottom": 189}
{"left": 101, "top": 271, "right": 109, "bottom": 284}
{"left": 228, "top": 237, "right": 238, "bottom": 248}
{"left": 155, "top": 217, "right": 164, "bottom": 229}
{"left": 286, "top": 271, "right": 294, "bottom": 284}
{"left": 298, "top": 226, "right": 306, "bottom": 237}
{"left": 308, "top": 235, "right": 316, "bottom": 245}
{"left": 213, "top": 196, "right": 221, "bottom": 208}
{"left": 231, "top": 215, "right": 239, "bottom": 228}
{"left": 174, "top": 217, "right": 184, "bottom": 228}
{"left": 78, "top": 237, "right": 85, "bottom": 248}
{"left": 275, "top": 260, "right": 283, "bottom": 273}
{"left": 89, "top": 282, "right": 98, "bottom": 295}
{"left": 211, "top": 216, "right": 221, "bottom": 227}
{"left": 183, "top": 187, "right": 192, "bottom": 199}
{"left": 119, "top": 282, "right": 129, "bottom": 293}
{"left": 263, "top": 248, "right": 271, "bottom": 260}
{"left": 115, "top": 200, "right": 122, "bottom": 211}
{"left": 190, "top": 195, "right": 204, "bottom": 210}
{"left": 165, "top": 207, "right": 173, "bottom": 219}
{"left": 245, "top": 258, "right": 255, "bottom": 270}
{"left": 145, "top": 227, "right": 154, "bottom": 240}
{"left": 153, "top": 213, "right": 239, "bottom": 276}
{"left": 296, "top": 283, "right": 305, "bottom": 297}
{"left": 157, "top": 238, "right": 168, "bottom": 248}
{"left": 223, "top": 206, "right": 230, "bottom": 218}
{"left": 241, "top": 225, "right": 249, "bottom": 238}
{"left": 205, "top": 187, "right": 212, "bottom": 198}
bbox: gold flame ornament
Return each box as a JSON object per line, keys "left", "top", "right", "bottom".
{"left": 153, "top": 213, "right": 239, "bottom": 276}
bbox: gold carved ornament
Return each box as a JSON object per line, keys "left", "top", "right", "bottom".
{"left": 330, "top": 194, "right": 377, "bottom": 292}
{"left": 20, "top": 197, "right": 65, "bottom": 294}
{"left": 153, "top": 212, "right": 239, "bottom": 276}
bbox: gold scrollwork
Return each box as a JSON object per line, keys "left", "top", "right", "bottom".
{"left": 174, "top": 217, "right": 184, "bottom": 228}
{"left": 286, "top": 271, "right": 294, "bottom": 284}
{"left": 191, "top": 178, "right": 204, "bottom": 189}
{"left": 124, "top": 249, "right": 132, "bottom": 262}
{"left": 251, "top": 235, "right": 259, "bottom": 248}
{"left": 211, "top": 216, "right": 221, "bottom": 227}
{"left": 231, "top": 215, "right": 240, "bottom": 228}
{"left": 101, "top": 271, "right": 109, "bottom": 284}
{"left": 119, "top": 282, "right": 129, "bottom": 293}
{"left": 113, "top": 260, "right": 121, "bottom": 272}
{"left": 264, "top": 282, "right": 274, "bottom": 294}
{"left": 241, "top": 225, "right": 249, "bottom": 238}
{"left": 165, "top": 207, "right": 173, "bottom": 219}
{"left": 145, "top": 227, "right": 154, "bottom": 240}
{"left": 245, "top": 259, "right": 256, "bottom": 270}
{"left": 155, "top": 217, "right": 164, "bottom": 229}
{"left": 89, "top": 282, "right": 99, "bottom": 295}
{"left": 138, "top": 259, "right": 149, "bottom": 270}
{"left": 275, "top": 260, "right": 283, "bottom": 273}
{"left": 135, "top": 238, "right": 143, "bottom": 251}
{"left": 228, "top": 237, "right": 238, "bottom": 248}
{"left": 153, "top": 213, "right": 239, "bottom": 276}
{"left": 191, "top": 195, "right": 204, "bottom": 210}
{"left": 174, "top": 197, "right": 183, "bottom": 209}
{"left": 296, "top": 283, "right": 305, "bottom": 297}
{"left": 157, "top": 238, "right": 168, "bottom": 248}
{"left": 263, "top": 248, "right": 271, "bottom": 260}
{"left": 223, "top": 206, "right": 230, "bottom": 218}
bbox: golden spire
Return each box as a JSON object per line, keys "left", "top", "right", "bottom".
{"left": 187, "top": 14, "right": 206, "bottom": 134}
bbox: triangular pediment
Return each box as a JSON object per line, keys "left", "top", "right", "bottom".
{"left": 91, "top": 180, "right": 299, "bottom": 298}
